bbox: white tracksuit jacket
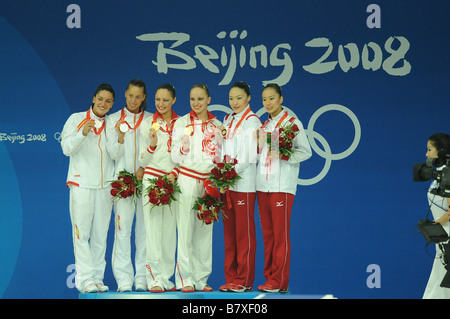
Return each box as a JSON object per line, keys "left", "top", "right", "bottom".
{"left": 106, "top": 107, "right": 152, "bottom": 290}
{"left": 171, "top": 111, "right": 222, "bottom": 176}
{"left": 170, "top": 110, "right": 222, "bottom": 290}
{"left": 256, "top": 109, "right": 312, "bottom": 195}
{"left": 139, "top": 110, "right": 179, "bottom": 176}
{"left": 220, "top": 105, "right": 261, "bottom": 193}
{"left": 62, "top": 108, "right": 114, "bottom": 188}
{"left": 106, "top": 107, "right": 152, "bottom": 178}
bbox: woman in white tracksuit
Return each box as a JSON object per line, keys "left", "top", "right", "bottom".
{"left": 171, "top": 83, "right": 222, "bottom": 292}
{"left": 61, "top": 83, "right": 115, "bottom": 293}
{"left": 106, "top": 79, "right": 151, "bottom": 292}
{"left": 422, "top": 132, "right": 450, "bottom": 299}
{"left": 139, "top": 83, "right": 179, "bottom": 293}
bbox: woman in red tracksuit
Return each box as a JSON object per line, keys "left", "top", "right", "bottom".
{"left": 256, "top": 83, "right": 312, "bottom": 293}
{"left": 218, "top": 82, "right": 261, "bottom": 292}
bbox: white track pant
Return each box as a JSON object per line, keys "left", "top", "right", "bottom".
{"left": 142, "top": 186, "right": 177, "bottom": 290}
{"left": 69, "top": 186, "right": 112, "bottom": 292}
{"left": 111, "top": 196, "right": 146, "bottom": 289}
{"left": 175, "top": 174, "right": 213, "bottom": 290}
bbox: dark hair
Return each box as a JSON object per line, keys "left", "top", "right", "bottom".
{"left": 230, "top": 81, "right": 251, "bottom": 96}
{"left": 263, "top": 83, "right": 282, "bottom": 97}
{"left": 429, "top": 132, "right": 450, "bottom": 159}
{"left": 126, "top": 79, "right": 147, "bottom": 111}
{"left": 93, "top": 83, "right": 115, "bottom": 100}
{"left": 191, "top": 83, "right": 210, "bottom": 97}
{"left": 157, "top": 83, "right": 176, "bottom": 98}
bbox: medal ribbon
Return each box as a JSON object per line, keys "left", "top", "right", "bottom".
{"left": 116, "top": 108, "right": 144, "bottom": 131}
{"left": 151, "top": 111, "right": 178, "bottom": 152}
{"left": 226, "top": 107, "right": 251, "bottom": 139}
{"left": 77, "top": 109, "right": 105, "bottom": 135}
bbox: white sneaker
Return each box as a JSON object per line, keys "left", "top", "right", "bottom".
{"left": 230, "top": 284, "right": 253, "bottom": 293}
{"left": 117, "top": 285, "right": 132, "bottom": 292}
{"left": 96, "top": 283, "right": 109, "bottom": 292}
{"left": 135, "top": 283, "right": 148, "bottom": 292}
{"left": 83, "top": 283, "right": 98, "bottom": 293}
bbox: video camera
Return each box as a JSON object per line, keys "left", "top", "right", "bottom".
{"left": 413, "top": 154, "right": 450, "bottom": 198}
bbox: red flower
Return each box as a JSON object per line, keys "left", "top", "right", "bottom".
{"left": 160, "top": 195, "right": 170, "bottom": 205}
{"left": 223, "top": 154, "right": 232, "bottom": 163}
{"left": 203, "top": 210, "right": 211, "bottom": 218}
{"left": 211, "top": 168, "right": 221, "bottom": 179}
{"left": 149, "top": 196, "right": 159, "bottom": 205}
{"left": 224, "top": 171, "right": 234, "bottom": 180}
{"left": 123, "top": 176, "right": 133, "bottom": 184}
{"left": 156, "top": 178, "right": 166, "bottom": 187}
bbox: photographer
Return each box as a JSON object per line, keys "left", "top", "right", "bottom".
{"left": 423, "top": 132, "right": 450, "bottom": 299}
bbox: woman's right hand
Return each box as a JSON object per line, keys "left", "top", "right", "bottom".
{"left": 149, "top": 128, "right": 158, "bottom": 148}
{"left": 82, "top": 120, "right": 95, "bottom": 136}
{"left": 181, "top": 134, "right": 190, "bottom": 152}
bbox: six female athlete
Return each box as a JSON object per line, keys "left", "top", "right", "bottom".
{"left": 62, "top": 79, "right": 328, "bottom": 294}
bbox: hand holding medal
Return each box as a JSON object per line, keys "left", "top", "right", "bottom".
{"left": 81, "top": 120, "right": 96, "bottom": 136}
{"left": 149, "top": 122, "right": 159, "bottom": 148}
{"left": 115, "top": 119, "right": 127, "bottom": 144}
{"left": 119, "top": 122, "right": 129, "bottom": 133}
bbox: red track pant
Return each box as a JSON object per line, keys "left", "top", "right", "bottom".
{"left": 222, "top": 191, "right": 256, "bottom": 287}
{"left": 256, "top": 191, "right": 294, "bottom": 290}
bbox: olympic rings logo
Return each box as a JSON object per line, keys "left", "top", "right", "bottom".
{"left": 209, "top": 103, "right": 361, "bottom": 186}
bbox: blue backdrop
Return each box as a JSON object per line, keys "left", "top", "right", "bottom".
{"left": 1, "top": 0, "right": 448, "bottom": 299}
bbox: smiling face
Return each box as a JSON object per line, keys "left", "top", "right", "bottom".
{"left": 92, "top": 90, "right": 114, "bottom": 117}
{"left": 155, "top": 88, "right": 176, "bottom": 117}
{"left": 125, "top": 85, "right": 146, "bottom": 114}
{"left": 262, "top": 87, "right": 283, "bottom": 118}
{"left": 229, "top": 87, "right": 251, "bottom": 114}
{"left": 190, "top": 87, "right": 211, "bottom": 119}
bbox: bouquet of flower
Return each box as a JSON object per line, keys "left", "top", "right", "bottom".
{"left": 144, "top": 175, "right": 181, "bottom": 211}
{"left": 110, "top": 170, "right": 142, "bottom": 201}
{"left": 193, "top": 194, "right": 225, "bottom": 225}
{"left": 192, "top": 180, "right": 226, "bottom": 225}
{"left": 208, "top": 154, "right": 242, "bottom": 192}
{"left": 267, "top": 121, "right": 300, "bottom": 159}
